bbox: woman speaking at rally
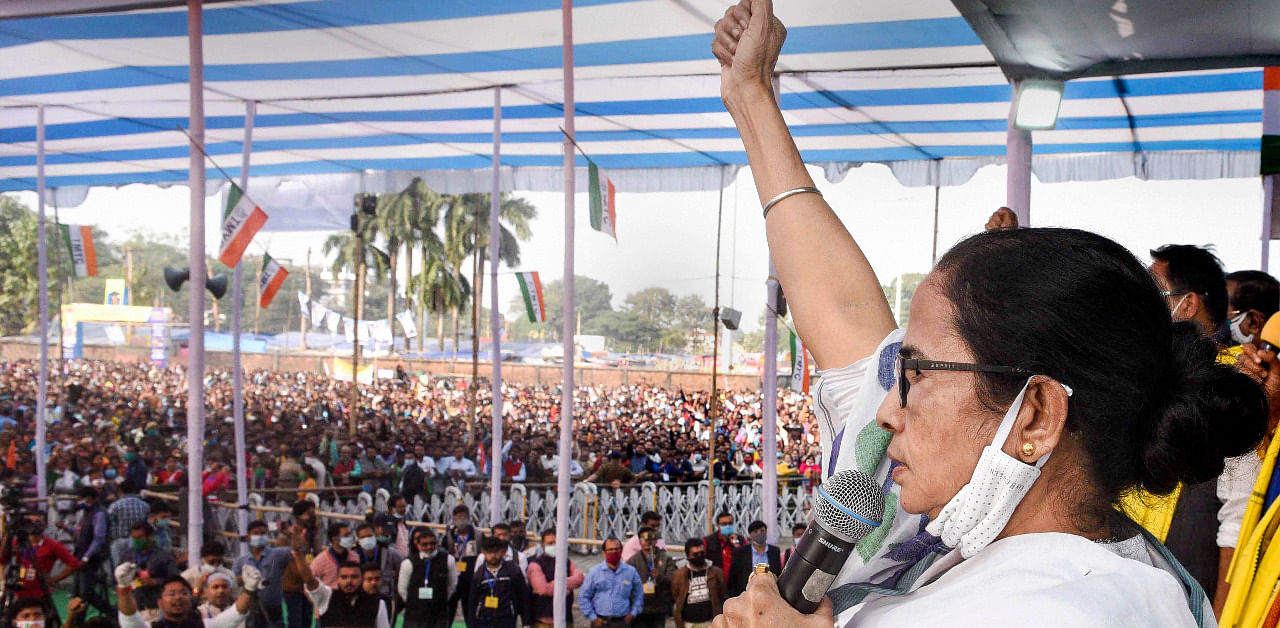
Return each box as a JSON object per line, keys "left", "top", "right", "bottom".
{"left": 711, "top": 1, "right": 1267, "bottom": 626}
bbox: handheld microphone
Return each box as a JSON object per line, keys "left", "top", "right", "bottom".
{"left": 777, "top": 469, "right": 884, "bottom": 613}
{"left": 1260, "top": 312, "right": 1280, "bottom": 353}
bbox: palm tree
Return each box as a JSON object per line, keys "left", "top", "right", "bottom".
{"left": 374, "top": 178, "right": 444, "bottom": 352}
{"left": 410, "top": 243, "right": 470, "bottom": 353}
{"left": 441, "top": 193, "right": 537, "bottom": 344}
{"left": 321, "top": 222, "right": 388, "bottom": 335}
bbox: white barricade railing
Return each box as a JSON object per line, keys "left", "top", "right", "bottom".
{"left": 33, "top": 480, "right": 817, "bottom": 561}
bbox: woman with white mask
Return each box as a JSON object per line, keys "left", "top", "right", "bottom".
{"left": 710, "top": 1, "right": 1269, "bottom": 626}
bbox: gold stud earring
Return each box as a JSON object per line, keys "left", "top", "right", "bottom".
{"left": 1022, "top": 443, "right": 1035, "bottom": 458}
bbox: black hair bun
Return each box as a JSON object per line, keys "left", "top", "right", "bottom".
{"left": 1138, "top": 322, "right": 1268, "bottom": 494}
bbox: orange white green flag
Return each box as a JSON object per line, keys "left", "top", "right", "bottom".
{"left": 588, "top": 161, "right": 617, "bottom": 241}
{"left": 219, "top": 183, "right": 268, "bottom": 267}
{"left": 258, "top": 254, "right": 288, "bottom": 308}
{"left": 59, "top": 223, "right": 97, "bottom": 277}
{"left": 789, "top": 330, "right": 811, "bottom": 394}
{"left": 515, "top": 271, "right": 545, "bottom": 323}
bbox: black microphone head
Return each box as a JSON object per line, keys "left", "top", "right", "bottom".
{"left": 816, "top": 469, "right": 885, "bottom": 540}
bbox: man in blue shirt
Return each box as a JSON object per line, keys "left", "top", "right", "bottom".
{"left": 726, "top": 521, "right": 781, "bottom": 598}
{"left": 233, "top": 519, "right": 294, "bottom": 628}
{"left": 579, "top": 537, "right": 643, "bottom": 628}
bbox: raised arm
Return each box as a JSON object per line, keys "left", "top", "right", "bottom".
{"left": 713, "top": 0, "right": 895, "bottom": 368}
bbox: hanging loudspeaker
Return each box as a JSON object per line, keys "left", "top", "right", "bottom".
{"left": 163, "top": 266, "right": 189, "bottom": 292}
{"left": 720, "top": 307, "right": 742, "bottom": 331}
{"left": 206, "top": 275, "right": 228, "bottom": 300}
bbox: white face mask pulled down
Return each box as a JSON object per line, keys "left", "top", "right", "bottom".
{"left": 924, "top": 378, "right": 1071, "bottom": 559}
{"left": 1230, "top": 312, "right": 1255, "bottom": 345}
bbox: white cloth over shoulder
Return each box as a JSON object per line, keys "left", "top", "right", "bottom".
{"left": 812, "top": 329, "right": 1209, "bottom": 627}
{"left": 1217, "top": 453, "right": 1262, "bottom": 548}
{"left": 850, "top": 533, "right": 1197, "bottom": 627}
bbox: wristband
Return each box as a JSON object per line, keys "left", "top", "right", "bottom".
{"left": 762, "top": 186, "right": 822, "bottom": 219}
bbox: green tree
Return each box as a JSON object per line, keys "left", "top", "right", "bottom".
{"left": 881, "top": 273, "right": 926, "bottom": 327}
{"left": 507, "top": 275, "right": 614, "bottom": 342}
{"left": 0, "top": 197, "right": 62, "bottom": 335}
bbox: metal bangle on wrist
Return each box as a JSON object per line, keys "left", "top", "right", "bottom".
{"left": 762, "top": 186, "right": 822, "bottom": 219}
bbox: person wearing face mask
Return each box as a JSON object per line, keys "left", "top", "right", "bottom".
{"left": 121, "top": 449, "right": 148, "bottom": 494}
{"left": 781, "top": 523, "right": 807, "bottom": 566}
{"left": 309, "top": 523, "right": 358, "bottom": 591}
{"left": 525, "top": 529, "right": 584, "bottom": 628}
{"left": 466, "top": 536, "right": 531, "bottom": 628}
{"left": 180, "top": 542, "right": 234, "bottom": 596}
{"left": 397, "top": 529, "right": 456, "bottom": 628}
{"left": 233, "top": 520, "right": 293, "bottom": 628}
{"left": 441, "top": 506, "right": 478, "bottom": 628}
{"left": 621, "top": 513, "right": 667, "bottom": 562}
{"left": 382, "top": 499, "right": 413, "bottom": 558}
{"left": 624, "top": 527, "right": 676, "bottom": 628}
{"left": 6, "top": 596, "right": 51, "bottom": 628}
{"left": 711, "top": 7, "right": 1267, "bottom": 625}
{"left": 506, "top": 521, "right": 532, "bottom": 558}
{"left": 1145, "top": 243, "right": 1259, "bottom": 607}
{"left": 726, "top": 521, "right": 780, "bottom": 598}
{"left": 123, "top": 521, "right": 178, "bottom": 622}
{"left": 701, "top": 512, "right": 739, "bottom": 576}
{"left": 353, "top": 522, "right": 404, "bottom": 619}
{"left": 672, "top": 539, "right": 724, "bottom": 628}
{"left": 578, "top": 537, "right": 643, "bottom": 628}
{"left": 70, "top": 487, "right": 112, "bottom": 619}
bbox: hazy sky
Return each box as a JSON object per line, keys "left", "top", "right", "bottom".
{"left": 7, "top": 163, "right": 1269, "bottom": 332}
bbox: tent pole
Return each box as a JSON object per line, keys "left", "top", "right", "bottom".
{"left": 762, "top": 263, "right": 780, "bottom": 542}
{"left": 232, "top": 100, "right": 255, "bottom": 554}
{"left": 707, "top": 167, "right": 724, "bottom": 536}
{"left": 489, "top": 87, "right": 504, "bottom": 526}
{"left": 761, "top": 77, "right": 782, "bottom": 543}
{"left": 554, "top": 0, "right": 575, "bottom": 625}
{"left": 1265, "top": 176, "right": 1275, "bottom": 273}
{"left": 185, "top": 0, "right": 207, "bottom": 569}
{"left": 931, "top": 184, "right": 940, "bottom": 266}
{"left": 36, "top": 104, "right": 48, "bottom": 501}
{"left": 1006, "top": 81, "right": 1032, "bottom": 226}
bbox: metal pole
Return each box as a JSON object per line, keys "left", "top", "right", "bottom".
{"left": 1006, "top": 81, "right": 1032, "bottom": 226}
{"left": 36, "top": 104, "right": 48, "bottom": 501}
{"left": 302, "top": 248, "right": 311, "bottom": 350}
{"left": 1265, "top": 177, "right": 1276, "bottom": 273}
{"left": 707, "top": 168, "right": 725, "bottom": 535}
{"left": 553, "top": 1, "right": 575, "bottom": 624}
{"left": 471, "top": 201, "right": 480, "bottom": 444}
{"left": 185, "top": 0, "right": 207, "bottom": 569}
{"left": 760, "top": 76, "right": 782, "bottom": 543}
{"left": 351, "top": 208, "right": 363, "bottom": 436}
{"left": 489, "top": 88, "right": 504, "bottom": 526}
{"left": 931, "top": 184, "right": 941, "bottom": 266}
{"left": 232, "top": 100, "right": 255, "bottom": 554}
{"left": 762, "top": 262, "right": 779, "bottom": 543}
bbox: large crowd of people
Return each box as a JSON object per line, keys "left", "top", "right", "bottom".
{"left": 0, "top": 354, "right": 822, "bottom": 628}
{"left": 0, "top": 359, "right": 821, "bottom": 502}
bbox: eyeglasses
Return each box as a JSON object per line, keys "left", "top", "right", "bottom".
{"left": 897, "top": 357, "right": 1031, "bottom": 408}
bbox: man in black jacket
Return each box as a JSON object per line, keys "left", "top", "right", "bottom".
{"left": 726, "top": 521, "right": 781, "bottom": 598}
{"left": 467, "top": 537, "right": 531, "bottom": 628}
{"left": 398, "top": 529, "right": 456, "bottom": 628}
{"left": 442, "top": 506, "right": 478, "bottom": 626}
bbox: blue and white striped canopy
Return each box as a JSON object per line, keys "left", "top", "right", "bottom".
{"left": 0, "top": 0, "right": 1265, "bottom": 201}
